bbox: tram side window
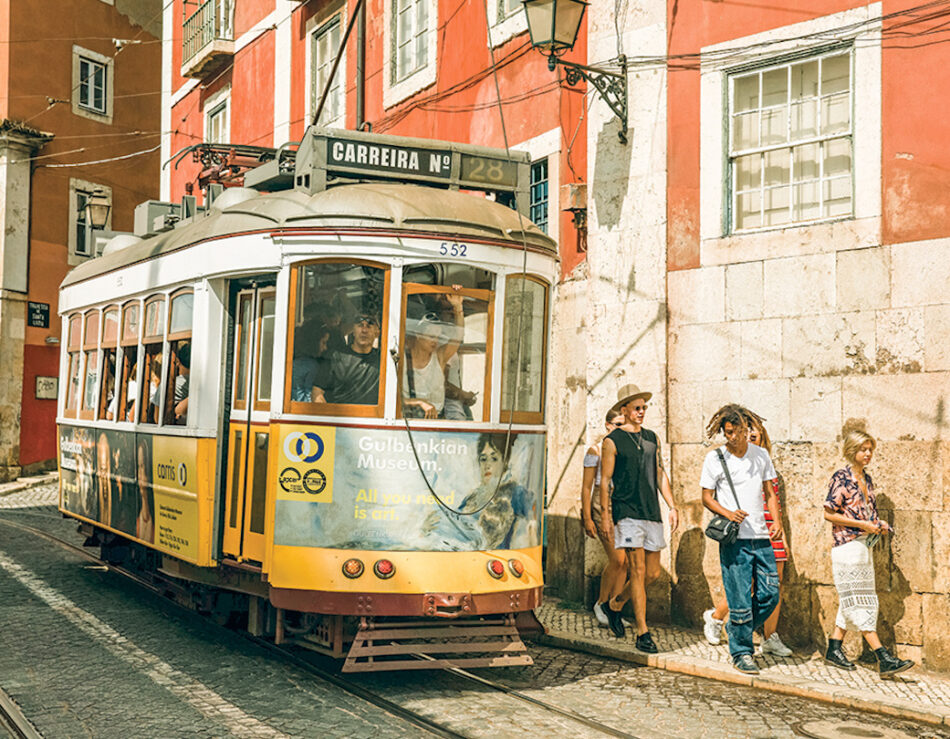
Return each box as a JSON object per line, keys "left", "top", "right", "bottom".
{"left": 400, "top": 264, "right": 495, "bottom": 421}
{"left": 117, "top": 301, "right": 140, "bottom": 422}
{"left": 286, "top": 262, "right": 387, "bottom": 414}
{"left": 65, "top": 315, "right": 83, "bottom": 416}
{"left": 99, "top": 307, "right": 119, "bottom": 420}
{"left": 501, "top": 275, "right": 548, "bottom": 423}
{"left": 80, "top": 311, "right": 100, "bottom": 419}
{"left": 164, "top": 291, "right": 193, "bottom": 426}
{"left": 139, "top": 296, "right": 165, "bottom": 425}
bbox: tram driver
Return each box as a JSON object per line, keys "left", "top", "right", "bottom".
{"left": 311, "top": 307, "right": 382, "bottom": 406}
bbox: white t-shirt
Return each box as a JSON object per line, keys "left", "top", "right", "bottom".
{"left": 700, "top": 444, "right": 777, "bottom": 540}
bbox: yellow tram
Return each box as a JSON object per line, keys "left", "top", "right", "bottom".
{"left": 56, "top": 128, "right": 557, "bottom": 670}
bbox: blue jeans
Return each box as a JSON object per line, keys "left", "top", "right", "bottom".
{"left": 720, "top": 539, "right": 779, "bottom": 659}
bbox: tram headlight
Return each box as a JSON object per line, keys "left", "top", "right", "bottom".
{"left": 487, "top": 559, "right": 505, "bottom": 579}
{"left": 342, "top": 558, "right": 364, "bottom": 579}
{"left": 373, "top": 559, "right": 395, "bottom": 579}
{"left": 508, "top": 559, "right": 525, "bottom": 577}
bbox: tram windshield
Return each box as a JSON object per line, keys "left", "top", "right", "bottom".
{"left": 286, "top": 262, "right": 387, "bottom": 414}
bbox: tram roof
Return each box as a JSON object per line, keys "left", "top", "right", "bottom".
{"left": 62, "top": 183, "right": 558, "bottom": 288}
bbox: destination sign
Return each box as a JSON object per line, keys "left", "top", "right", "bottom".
{"left": 328, "top": 138, "right": 453, "bottom": 180}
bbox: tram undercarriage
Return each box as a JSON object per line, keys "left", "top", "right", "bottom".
{"left": 88, "top": 522, "right": 539, "bottom": 672}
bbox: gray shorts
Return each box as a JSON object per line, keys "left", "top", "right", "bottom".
{"left": 614, "top": 518, "right": 666, "bottom": 551}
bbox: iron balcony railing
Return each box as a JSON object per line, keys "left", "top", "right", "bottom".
{"left": 182, "top": 0, "right": 234, "bottom": 66}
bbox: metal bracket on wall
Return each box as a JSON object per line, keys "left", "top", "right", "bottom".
{"left": 555, "top": 55, "right": 628, "bottom": 144}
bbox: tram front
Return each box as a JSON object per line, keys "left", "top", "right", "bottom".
{"left": 232, "top": 130, "right": 558, "bottom": 670}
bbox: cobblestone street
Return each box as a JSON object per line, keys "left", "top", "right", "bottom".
{"left": 1, "top": 485, "right": 948, "bottom": 738}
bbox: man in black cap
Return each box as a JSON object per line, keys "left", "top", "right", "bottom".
{"left": 598, "top": 383, "right": 678, "bottom": 652}
{"left": 312, "top": 309, "right": 382, "bottom": 406}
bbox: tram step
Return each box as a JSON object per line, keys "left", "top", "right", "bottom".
{"left": 342, "top": 615, "right": 533, "bottom": 673}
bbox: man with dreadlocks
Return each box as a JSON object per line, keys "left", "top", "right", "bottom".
{"left": 700, "top": 404, "right": 783, "bottom": 674}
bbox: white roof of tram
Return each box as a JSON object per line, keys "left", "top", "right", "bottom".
{"left": 62, "top": 183, "right": 558, "bottom": 288}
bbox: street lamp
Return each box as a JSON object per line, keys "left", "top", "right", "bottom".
{"left": 84, "top": 189, "right": 111, "bottom": 229}
{"left": 522, "top": 0, "right": 628, "bottom": 143}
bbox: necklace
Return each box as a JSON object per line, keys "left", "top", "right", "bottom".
{"left": 623, "top": 430, "right": 642, "bottom": 451}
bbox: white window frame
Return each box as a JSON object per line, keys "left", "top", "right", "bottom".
{"left": 68, "top": 179, "right": 113, "bottom": 265}
{"left": 728, "top": 48, "right": 854, "bottom": 234}
{"left": 514, "top": 128, "right": 561, "bottom": 247}
{"left": 382, "top": 0, "right": 438, "bottom": 108}
{"left": 486, "top": 0, "right": 528, "bottom": 48}
{"left": 305, "top": 8, "right": 346, "bottom": 129}
{"left": 204, "top": 86, "right": 231, "bottom": 144}
{"left": 699, "top": 3, "right": 881, "bottom": 264}
{"left": 71, "top": 45, "right": 114, "bottom": 124}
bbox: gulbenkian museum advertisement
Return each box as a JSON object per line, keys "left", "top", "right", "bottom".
{"left": 274, "top": 425, "right": 545, "bottom": 552}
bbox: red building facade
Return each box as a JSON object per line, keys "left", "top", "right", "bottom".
{"left": 0, "top": 0, "right": 161, "bottom": 480}
{"left": 161, "top": 0, "right": 588, "bottom": 272}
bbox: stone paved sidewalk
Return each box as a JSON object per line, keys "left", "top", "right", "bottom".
{"left": 0, "top": 473, "right": 58, "bottom": 503}
{"left": 534, "top": 598, "right": 950, "bottom": 728}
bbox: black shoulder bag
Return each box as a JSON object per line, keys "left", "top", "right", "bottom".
{"left": 704, "top": 448, "right": 742, "bottom": 545}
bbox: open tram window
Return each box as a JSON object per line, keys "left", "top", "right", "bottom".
{"left": 139, "top": 295, "right": 165, "bottom": 425}
{"left": 163, "top": 290, "right": 193, "bottom": 426}
{"left": 500, "top": 275, "right": 548, "bottom": 424}
{"left": 79, "top": 310, "right": 100, "bottom": 420}
{"left": 400, "top": 264, "right": 495, "bottom": 421}
{"left": 285, "top": 261, "right": 389, "bottom": 417}
{"left": 117, "top": 301, "right": 140, "bottom": 422}
{"left": 98, "top": 306, "right": 118, "bottom": 420}
{"left": 65, "top": 314, "right": 83, "bottom": 417}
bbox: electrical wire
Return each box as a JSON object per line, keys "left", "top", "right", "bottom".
{"left": 38, "top": 143, "right": 162, "bottom": 168}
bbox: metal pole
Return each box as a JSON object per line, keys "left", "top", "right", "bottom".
{"left": 356, "top": 0, "right": 366, "bottom": 129}
{"left": 312, "top": 0, "right": 365, "bottom": 127}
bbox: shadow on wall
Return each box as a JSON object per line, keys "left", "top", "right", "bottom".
{"left": 869, "top": 492, "right": 911, "bottom": 659}
{"left": 591, "top": 120, "right": 633, "bottom": 231}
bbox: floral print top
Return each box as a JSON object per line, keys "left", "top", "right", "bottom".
{"left": 824, "top": 466, "right": 890, "bottom": 547}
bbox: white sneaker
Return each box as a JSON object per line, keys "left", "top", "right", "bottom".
{"left": 761, "top": 633, "right": 793, "bottom": 657}
{"left": 703, "top": 609, "right": 723, "bottom": 645}
{"left": 593, "top": 601, "right": 608, "bottom": 627}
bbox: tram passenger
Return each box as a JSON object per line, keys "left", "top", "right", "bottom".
{"left": 167, "top": 341, "right": 191, "bottom": 425}
{"left": 311, "top": 308, "right": 382, "bottom": 405}
{"left": 291, "top": 320, "right": 330, "bottom": 402}
{"left": 402, "top": 285, "right": 464, "bottom": 419}
{"left": 143, "top": 353, "right": 162, "bottom": 424}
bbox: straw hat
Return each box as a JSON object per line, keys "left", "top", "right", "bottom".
{"left": 610, "top": 383, "right": 652, "bottom": 416}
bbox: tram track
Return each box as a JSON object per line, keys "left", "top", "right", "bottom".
{"left": 0, "top": 514, "right": 638, "bottom": 738}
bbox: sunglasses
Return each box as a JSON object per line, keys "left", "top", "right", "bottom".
{"left": 355, "top": 316, "right": 379, "bottom": 327}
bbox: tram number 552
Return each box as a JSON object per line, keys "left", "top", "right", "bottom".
{"left": 439, "top": 242, "right": 468, "bottom": 257}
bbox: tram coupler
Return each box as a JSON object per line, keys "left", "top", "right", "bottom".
{"left": 423, "top": 592, "right": 473, "bottom": 618}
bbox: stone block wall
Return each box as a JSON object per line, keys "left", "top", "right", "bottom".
{"left": 667, "top": 237, "right": 950, "bottom": 670}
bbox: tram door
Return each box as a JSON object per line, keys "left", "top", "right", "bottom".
{"left": 223, "top": 283, "right": 276, "bottom": 563}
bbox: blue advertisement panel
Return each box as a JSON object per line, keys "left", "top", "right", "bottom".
{"left": 274, "top": 426, "right": 545, "bottom": 551}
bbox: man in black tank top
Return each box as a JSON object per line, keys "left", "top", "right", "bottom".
{"left": 598, "top": 384, "right": 679, "bottom": 651}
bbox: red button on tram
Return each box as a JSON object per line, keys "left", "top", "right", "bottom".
{"left": 374, "top": 559, "right": 395, "bottom": 579}
{"left": 342, "top": 558, "right": 364, "bottom": 579}
{"left": 487, "top": 559, "right": 505, "bottom": 579}
{"left": 508, "top": 559, "right": 524, "bottom": 577}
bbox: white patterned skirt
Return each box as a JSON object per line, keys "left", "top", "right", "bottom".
{"left": 831, "top": 538, "right": 879, "bottom": 633}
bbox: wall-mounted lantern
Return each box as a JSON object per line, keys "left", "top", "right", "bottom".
{"left": 522, "top": 0, "right": 628, "bottom": 143}
{"left": 84, "top": 190, "right": 111, "bottom": 229}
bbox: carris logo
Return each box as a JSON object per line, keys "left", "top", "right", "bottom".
{"left": 283, "top": 432, "right": 325, "bottom": 464}
{"left": 178, "top": 463, "right": 187, "bottom": 487}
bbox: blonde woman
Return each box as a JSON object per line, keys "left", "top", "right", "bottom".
{"left": 823, "top": 426, "right": 913, "bottom": 677}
